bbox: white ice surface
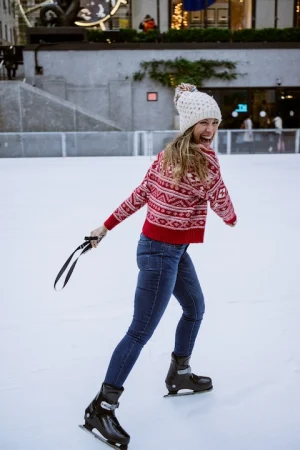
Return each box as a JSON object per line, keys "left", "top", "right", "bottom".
{"left": 0, "top": 154, "right": 300, "bottom": 450}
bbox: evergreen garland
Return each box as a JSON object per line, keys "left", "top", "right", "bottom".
{"left": 133, "top": 58, "right": 239, "bottom": 87}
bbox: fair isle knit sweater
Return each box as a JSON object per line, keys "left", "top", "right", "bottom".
{"left": 104, "top": 149, "right": 237, "bottom": 244}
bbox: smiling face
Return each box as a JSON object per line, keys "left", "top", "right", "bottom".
{"left": 192, "top": 118, "right": 220, "bottom": 147}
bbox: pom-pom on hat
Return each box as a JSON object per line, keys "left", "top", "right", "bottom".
{"left": 174, "top": 83, "right": 222, "bottom": 134}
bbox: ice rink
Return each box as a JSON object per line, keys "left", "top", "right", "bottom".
{"left": 1, "top": 154, "right": 300, "bottom": 450}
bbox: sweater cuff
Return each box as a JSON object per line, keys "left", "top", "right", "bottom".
{"left": 104, "top": 214, "right": 120, "bottom": 231}
{"left": 224, "top": 214, "right": 237, "bottom": 225}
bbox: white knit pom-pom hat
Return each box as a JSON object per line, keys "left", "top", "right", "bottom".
{"left": 174, "top": 83, "right": 222, "bottom": 134}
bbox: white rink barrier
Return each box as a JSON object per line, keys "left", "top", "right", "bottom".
{"left": 144, "top": 129, "right": 300, "bottom": 156}
{"left": 0, "top": 129, "right": 299, "bottom": 158}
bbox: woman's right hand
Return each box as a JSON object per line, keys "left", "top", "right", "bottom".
{"left": 89, "top": 225, "right": 108, "bottom": 248}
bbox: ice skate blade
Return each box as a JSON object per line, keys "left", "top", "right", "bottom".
{"left": 164, "top": 386, "right": 213, "bottom": 398}
{"left": 79, "top": 425, "right": 128, "bottom": 449}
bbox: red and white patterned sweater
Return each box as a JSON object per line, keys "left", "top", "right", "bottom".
{"left": 104, "top": 149, "right": 236, "bottom": 244}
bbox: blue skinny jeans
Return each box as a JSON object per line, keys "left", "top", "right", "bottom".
{"left": 104, "top": 234, "right": 205, "bottom": 388}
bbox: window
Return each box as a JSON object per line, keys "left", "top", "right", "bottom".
{"left": 231, "top": 0, "right": 252, "bottom": 30}
{"left": 200, "top": 88, "right": 300, "bottom": 129}
{"left": 0, "top": 22, "right": 2, "bottom": 39}
{"left": 277, "top": 89, "right": 300, "bottom": 128}
{"left": 252, "top": 89, "right": 276, "bottom": 128}
{"left": 295, "top": 0, "right": 300, "bottom": 27}
{"left": 3, "top": 0, "right": 6, "bottom": 10}
{"left": 220, "top": 89, "right": 249, "bottom": 128}
{"left": 110, "top": 5, "right": 131, "bottom": 30}
{"left": 171, "top": 1, "right": 188, "bottom": 29}
{"left": 170, "top": 0, "right": 253, "bottom": 29}
{"left": 171, "top": 0, "right": 229, "bottom": 29}
{"left": 5, "top": 24, "right": 8, "bottom": 41}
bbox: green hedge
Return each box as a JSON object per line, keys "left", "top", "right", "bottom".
{"left": 232, "top": 28, "right": 300, "bottom": 42}
{"left": 161, "top": 28, "right": 231, "bottom": 42}
{"left": 87, "top": 27, "right": 300, "bottom": 43}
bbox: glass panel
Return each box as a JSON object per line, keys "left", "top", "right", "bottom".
{"left": 109, "top": 5, "right": 131, "bottom": 29}
{"left": 80, "top": 2, "right": 131, "bottom": 30}
{"left": 277, "top": 89, "right": 300, "bottom": 128}
{"left": 231, "top": 0, "right": 252, "bottom": 30}
{"left": 230, "top": 130, "right": 297, "bottom": 154}
{"left": 252, "top": 89, "right": 276, "bottom": 129}
{"left": 207, "top": 8, "right": 216, "bottom": 24}
{"left": 172, "top": 0, "right": 228, "bottom": 29}
{"left": 190, "top": 10, "right": 204, "bottom": 26}
{"left": 217, "top": 8, "right": 228, "bottom": 27}
{"left": 200, "top": 88, "right": 300, "bottom": 130}
{"left": 219, "top": 89, "right": 248, "bottom": 128}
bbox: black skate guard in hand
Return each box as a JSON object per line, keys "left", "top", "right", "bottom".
{"left": 84, "top": 236, "right": 102, "bottom": 241}
{"left": 54, "top": 236, "right": 104, "bottom": 291}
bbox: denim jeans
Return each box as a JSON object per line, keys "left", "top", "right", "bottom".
{"left": 104, "top": 234, "right": 205, "bottom": 388}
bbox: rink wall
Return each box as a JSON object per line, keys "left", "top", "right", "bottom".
{"left": 0, "top": 129, "right": 299, "bottom": 158}
{"left": 0, "top": 131, "right": 135, "bottom": 157}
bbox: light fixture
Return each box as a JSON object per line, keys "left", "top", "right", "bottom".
{"left": 259, "top": 111, "right": 266, "bottom": 117}
{"left": 235, "top": 103, "right": 248, "bottom": 113}
{"left": 147, "top": 92, "right": 158, "bottom": 102}
{"left": 232, "top": 111, "right": 238, "bottom": 117}
{"left": 290, "top": 111, "right": 294, "bottom": 116}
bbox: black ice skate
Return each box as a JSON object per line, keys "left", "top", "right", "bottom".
{"left": 80, "top": 383, "right": 130, "bottom": 449}
{"left": 165, "top": 352, "right": 213, "bottom": 397}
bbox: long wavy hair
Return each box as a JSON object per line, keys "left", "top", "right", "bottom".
{"left": 162, "top": 125, "right": 209, "bottom": 183}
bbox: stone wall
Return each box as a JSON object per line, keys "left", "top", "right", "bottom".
{"left": 0, "top": 81, "right": 121, "bottom": 132}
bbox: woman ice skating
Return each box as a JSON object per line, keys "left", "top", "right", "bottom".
{"left": 82, "top": 83, "right": 237, "bottom": 449}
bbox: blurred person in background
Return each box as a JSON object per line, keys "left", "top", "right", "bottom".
{"left": 241, "top": 114, "right": 254, "bottom": 153}
{"left": 4, "top": 46, "right": 18, "bottom": 80}
{"left": 139, "top": 14, "right": 157, "bottom": 32}
{"left": 269, "top": 113, "right": 285, "bottom": 152}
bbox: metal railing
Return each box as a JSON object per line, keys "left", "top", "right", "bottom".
{"left": 0, "top": 129, "right": 299, "bottom": 158}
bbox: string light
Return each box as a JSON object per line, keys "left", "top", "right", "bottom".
{"left": 171, "top": 2, "right": 188, "bottom": 30}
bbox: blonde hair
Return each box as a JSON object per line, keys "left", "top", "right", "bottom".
{"left": 162, "top": 126, "right": 209, "bottom": 183}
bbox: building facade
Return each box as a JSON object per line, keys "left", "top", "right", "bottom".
{"left": 7, "top": 0, "right": 300, "bottom": 129}
{"left": 113, "top": 0, "right": 300, "bottom": 32}
{"left": 17, "top": 0, "right": 299, "bottom": 33}
{"left": 8, "top": 0, "right": 300, "bottom": 40}
{"left": 0, "top": 0, "right": 16, "bottom": 44}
